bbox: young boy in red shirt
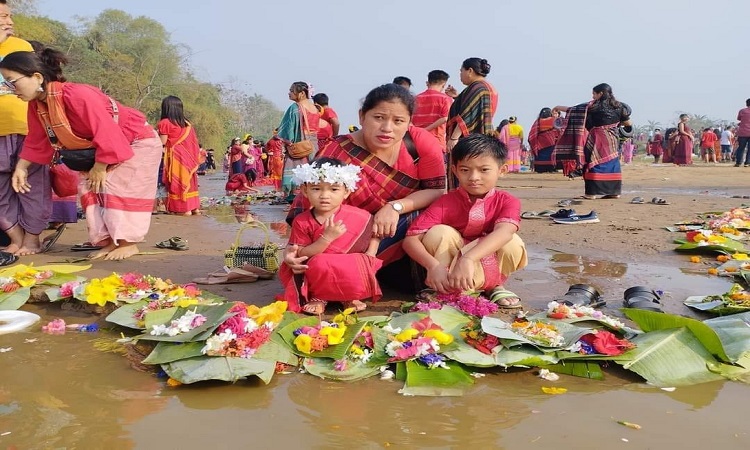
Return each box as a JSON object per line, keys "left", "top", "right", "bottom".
{"left": 403, "top": 134, "right": 527, "bottom": 308}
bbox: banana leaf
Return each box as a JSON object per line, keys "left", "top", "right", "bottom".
{"left": 368, "top": 324, "right": 392, "bottom": 365}
{"left": 0, "top": 287, "right": 31, "bottom": 311}
{"left": 683, "top": 295, "right": 746, "bottom": 315}
{"left": 708, "top": 352, "right": 750, "bottom": 384}
{"left": 142, "top": 341, "right": 205, "bottom": 364}
{"left": 673, "top": 238, "right": 747, "bottom": 254}
{"left": 442, "top": 340, "right": 498, "bottom": 368}
{"left": 703, "top": 312, "right": 750, "bottom": 361}
{"left": 623, "top": 309, "right": 731, "bottom": 362}
{"left": 494, "top": 346, "right": 559, "bottom": 367}
{"left": 277, "top": 316, "right": 366, "bottom": 360}
{"left": 161, "top": 356, "right": 276, "bottom": 384}
{"left": 528, "top": 311, "right": 635, "bottom": 335}
{"left": 741, "top": 270, "right": 750, "bottom": 287}
{"left": 619, "top": 327, "right": 725, "bottom": 387}
{"left": 144, "top": 307, "right": 178, "bottom": 330}
{"left": 385, "top": 311, "right": 428, "bottom": 331}
{"left": 543, "top": 361, "right": 604, "bottom": 380}
{"left": 105, "top": 301, "right": 148, "bottom": 329}
{"left": 481, "top": 316, "right": 592, "bottom": 350}
{"left": 253, "top": 338, "right": 299, "bottom": 366}
{"left": 0, "top": 263, "right": 90, "bottom": 277}
{"left": 39, "top": 272, "right": 81, "bottom": 286}
{"left": 136, "top": 303, "right": 235, "bottom": 343}
{"left": 303, "top": 358, "right": 381, "bottom": 381}
{"left": 399, "top": 360, "right": 474, "bottom": 397}
{"left": 427, "top": 306, "right": 472, "bottom": 335}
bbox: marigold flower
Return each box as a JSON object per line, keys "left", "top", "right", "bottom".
{"left": 707, "top": 268, "right": 719, "bottom": 275}
{"left": 690, "top": 256, "right": 701, "bottom": 263}
{"left": 717, "top": 255, "right": 730, "bottom": 262}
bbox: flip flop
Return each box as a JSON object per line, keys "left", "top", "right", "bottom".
{"left": 71, "top": 242, "right": 103, "bottom": 252}
{"left": 521, "top": 210, "right": 555, "bottom": 219}
{"left": 41, "top": 224, "right": 66, "bottom": 253}
{"left": 650, "top": 197, "right": 670, "bottom": 205}
{"left": 192, "top": 268, "right": 259, "bottom": 285}
{"left": 623, "top": 286, "right": 663, "bottom": 312}
{"left": 0, "top": 251, "right": 18, "bottom": 267}
{"left": 155, "top": 236, "right": 189, "bottom": 251}
{"left": 239, "top": 263, "right": 276, "bottom": 279}
{"left": 487, "top": 287, "right": 523, "bottom": 309}
{"left": 557, "top": 199, "right": 582, "bottom": 207}
{"left": 630, "top": 197, "right": 645, "bottom": 204}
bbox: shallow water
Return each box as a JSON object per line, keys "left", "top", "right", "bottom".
{"left": 2, "top": 176, "right": 750, "bottom": 448}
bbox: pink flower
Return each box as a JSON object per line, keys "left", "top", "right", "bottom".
{"left": 228, "top": 302, "right": 248, "bottom": 318}
{"left": 217, "top": 315, "right": 245, "bottom": 336}
{"left": 334, "top": 359, "right": 348, "bottom": 371}
{"left": 184, "top": 284, "right": 200, "bottom": 297}
{"left": 121, "top": 272, "right": 143, "bottom": 285}
{"left": 42, "top": 319, "right": 66, "bottom": 335}
{"left": 190, "top": 314, "right": 207, "bottom": 328}
{"left": 58, "top": 281, "right": 80, "bottom": 298}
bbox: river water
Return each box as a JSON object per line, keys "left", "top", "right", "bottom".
{"left": 2, "top": 176, "right": 749, "bottom": 449}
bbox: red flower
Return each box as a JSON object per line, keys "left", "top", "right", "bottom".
{"left": 580, "top": 331, "right": 634, "bottom": 356}
{"left": 217, "top": 315, "right": 246, "bottom": 336}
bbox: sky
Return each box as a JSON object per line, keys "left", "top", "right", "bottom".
{"left": 35, "top": 0, "right": 750, "bottom": 131}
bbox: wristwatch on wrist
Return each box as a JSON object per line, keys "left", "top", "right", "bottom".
{"left": 389, "top": 201, "right": 404, "bottom": 213}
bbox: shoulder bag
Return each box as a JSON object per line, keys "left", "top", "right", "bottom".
{"left": 287, "top": 105, "right": 314, "bottom": 160}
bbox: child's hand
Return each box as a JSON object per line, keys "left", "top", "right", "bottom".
{"left": 322, "top": 216, "right": 346, "bottom": 242}
{"left": 448, "top": 257, "right": 475, "bottom": 292}
{"left": 426, "top": 265, "right": 451, "bottom": 293}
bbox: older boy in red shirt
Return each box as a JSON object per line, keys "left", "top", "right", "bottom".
{"left": 412, "top": 70, "right": 453, "bottom": 150}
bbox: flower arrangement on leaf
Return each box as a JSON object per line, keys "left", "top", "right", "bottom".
{"left": 570, "top": 330, "right": 635, "bottom": 356}
{"left": 410, "top": 291, "right": 499, "bottom": 317}
{"left": 0, "top": 265, "right": 53, "bottom": 292}
{"left": 151, "top": 309, "right": 208, "bottom": 337}
{"left": 460, "top": 320, "right": 500, "bottom": 355}
{"left": 546, "top": 301, "right": 625, "bottom": 329}
{"left": 384, "top": 317, "right": 454, "bottom": 369}
{"left": 56, "top": 272, "right": 206, "bottom": 307}
{"left": 202, "top": 301, "right": 287, "bottom": 358}
{"left": 708, "top": 208, "right": 750, "bottom": 232}
{"left": 686, "top": 230, "right": 730, "bottom": 246}
{"left": 510, "top": 319, "right": 565, "bottom": 347}
{"left": 332, "top": 311, "right": 375, "bottom": 371}
{"left": 293, "top": 317, "right": 348, "bottom": 354}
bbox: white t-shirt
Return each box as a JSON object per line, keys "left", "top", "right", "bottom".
{"left": 720, "top": 130, "right": 733, "bottom": 145}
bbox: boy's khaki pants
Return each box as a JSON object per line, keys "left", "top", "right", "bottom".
{"left": 420, "top": 224, "right": 527, "bottom": 290}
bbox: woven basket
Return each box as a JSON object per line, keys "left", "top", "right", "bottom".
{"left": 223, "top": 221, "right": 281, "bottom": 272}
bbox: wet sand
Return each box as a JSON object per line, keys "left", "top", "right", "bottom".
{"left": 3, "top": 158, "right": 750, "bottom": 448}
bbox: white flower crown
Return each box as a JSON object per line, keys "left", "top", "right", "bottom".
{"left": 292, "top": 162, "right": 361, "bottom": 191}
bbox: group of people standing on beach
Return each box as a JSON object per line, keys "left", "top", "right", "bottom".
{"left": 0, "top": 0, "right": 210, "bottom": 262}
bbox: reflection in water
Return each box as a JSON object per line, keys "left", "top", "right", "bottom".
{"left": 203, "top": 204, "right": 290, "bottom": 240}
{"left": 550, "top": 253, "right": 628, "bottom": 278}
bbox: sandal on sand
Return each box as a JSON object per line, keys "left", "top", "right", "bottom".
{"left": 302, "top": 299, "right": 328, "bottom": 315}
{"left": 41, "top": 223, "right": 66, "bottom": 253}
{"left": 630, "top": 196, "right": 645, "bottom": 204}
{"left": 351, "top": 300, "right": 367, "bottom": 312}
{"left": 193, "top": 268, "right": 259, "bottom": 285}
{"left": 521, "top": 210, "right": 555, "bottom": 219}
{"left": 71, "top": 242, "right": 102, "bottom": 252}
{"left": 651, "top": 197, "right": 670, "bottom": 205}
{"left": 415, "top": 288, "right": 437, "bottom": 302}
{"left": 487, "top": 287, "right": 523, "bottom": 309}
{"left": 0, "top": 251, "right": 18, "bottom": 267}
{"left": 155, "top": 236, "right": 189, "bottom": 251}
{"left": 239, "top": 263, "right": 276, "bottom": 279}
{"left": 557, "top": 199, "right": 582, "bottom": 207}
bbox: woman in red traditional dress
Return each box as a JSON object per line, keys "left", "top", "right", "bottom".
{"left": 673, "top": 114, "right": 694, "bottom": 165}
{"left": 157, "top": 95, "right": 201, "bottom": 215}
{"left": 1, "top": 48, "right": 162, "bottom": 260}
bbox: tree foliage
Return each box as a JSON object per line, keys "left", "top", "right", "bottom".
{"left": 12, "top": 8, "right": 281, "bottom": 152}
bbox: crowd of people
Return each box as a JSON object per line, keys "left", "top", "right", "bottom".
{"left": 3, "top": 0, "right": 750, "bottom": 317}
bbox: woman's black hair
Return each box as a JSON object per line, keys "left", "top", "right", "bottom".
{"left": 538, "top": 107, "right": 552, "bottom": 119}
{"left": 462, "top": 57, "right": 491, "bottom": 77}
{"left": 452, "top": 134, "right": 506, "bottom": 166}
{"left": 592, "top": 83, "right": 621, "bottom": 109}
{"left": 360, "top": 84, "right": 415, "bottom": 116}
{"left": 160, "top": 95, "right": 188, "bottom": 128}
{"left": 0, "top": 48, "right": 67, "bottom": 83}
{"left": 290, "top": 81, "right": 310, "bottom": 98}
{"left": 496, "top": 119, "right": 509, "bottom": 133}
{"left": 310, "top": 156, "right": 345, "bottom": 168}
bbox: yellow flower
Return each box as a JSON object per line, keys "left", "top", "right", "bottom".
{"left": 541, "top": 387, "right": 568, "bottom": 395}
{"left": 423, "top": 329, "right": 454, "bottom": 345}
{"left": 395, "top": 328, "right": 420, "bottom": 342}
{"left": 732, "top": 253, "right": 750, "bottom": 261}
{"left": 152, "top": 278, "right": 170, "bottom": 291}
{"left": 13, "top": 266, "right": 40, "bottom": 287}
{"left": 350, "top": 345, "right": 364, "bottom": 356}
{"left": 707, "top": 235, "right": 727, "bottom": 244}
{"left": 333, "top": 307, "right": 356, "bottom": 325}
{"left": 84, "top": 279, "right": 118, "bottom": 306}
{"left": 248, "top": 301, "right": 287, "bottom": 325}
{"left": 168, "top": 287, "right": 186, "bottom": 298}
{"left": 294, "top": 334, "right": 313, "bottom": 353}
{"left": 320, "top": 325, "right": 347, "bottom": 345}
{"left": 166, "top": 378, "right": 182, "bottom": 387}
{"left": 174, "top": 298, "right": 199, "bottom": 308}
{"left": 689, "top": 256, "right": 701, "bottom": 263}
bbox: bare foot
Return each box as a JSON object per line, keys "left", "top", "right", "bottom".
{"left": 15, "top": 245, "right": 41, "bottom": 256}
{"left": 15, "top": 233, "right": 41, "bottom": 256}
{"left": 104, "top": 243, "right": 140, "bottom": 260}
{"left": 351, "top": 300, "right": 367, "bottom": 312}
{"left": 2, "top": 243, "right": 21, "bottom": 254}
{"left": 302, "top": 299, "right": 327, "bottom": 316}
{"left": 89, "top": 242, "right": 117, "bottom": 260}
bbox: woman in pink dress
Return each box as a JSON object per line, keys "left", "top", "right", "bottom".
{"left": 673, "top": 114, "right": 694, "bottom": 165}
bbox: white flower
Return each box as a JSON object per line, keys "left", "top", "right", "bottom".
{"left": 385, "top": 340, "right": 403, "bottom": 357}
{"left": 201, "top": 330, "right": 236, "bottom": 355}
{"left": 243, "top": 317, "right": 259, "bottom": 334}
{"left": 150, "top": 324, "right": 169, "bottom": 336}
{"left": 382, "top": 324, "right": 402, "bottom": 334}
{"left": 291, "top": 162, "right": 361, "bottom": 191}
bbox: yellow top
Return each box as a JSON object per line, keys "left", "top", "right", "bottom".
{"left": 508, "top": 123, "right": 524, "bottom": 139}
{"left": 0, "top": 37, "right": 34, "bottom": 136}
